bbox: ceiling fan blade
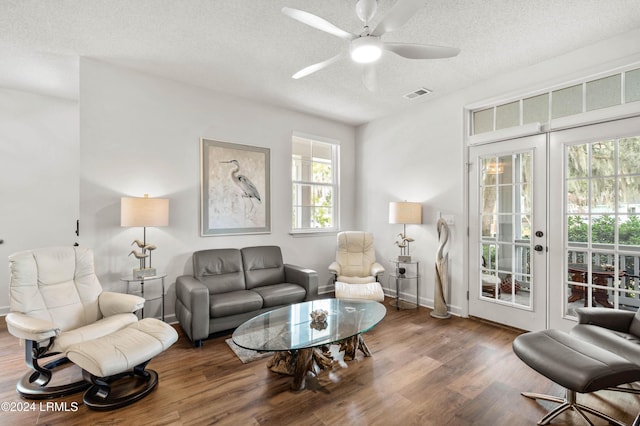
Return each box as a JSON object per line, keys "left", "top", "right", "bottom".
{"left": 371, "top": 0, "right": 425, "bottom": 36}
{"left": 385, "top": 42, "right": 460, "bottom": 59}
{"left": 282, "top": 7, "right": 356, "bottom": 41}
{"left": 362, "top": 65, "right": 377, "bottom": 92}
{"left": 292, "top": 54, "right": 343, "bottom": 79}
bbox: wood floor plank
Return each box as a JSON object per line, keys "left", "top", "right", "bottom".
{"left": 0, "top": 300, "right": 637, "bottom": 425}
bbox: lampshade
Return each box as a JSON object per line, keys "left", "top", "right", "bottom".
{"left": 389, "top": 201, "right": 422, "bottom": 225}
{"left": 121, "top": 195, "right": 169, "bottom": 227}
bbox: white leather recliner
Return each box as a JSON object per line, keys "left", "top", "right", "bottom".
{"left": 6, "top": 246, "right": 178, "bottom": 410}
{"left": 329, "top": 231, "right": 385, "bottom": 301}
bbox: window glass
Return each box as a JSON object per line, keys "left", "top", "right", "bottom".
{"left": 495, "top": 101, "right": 520, "bottom": 130}
{"left": 625, "top": 68, "right": 640, "bottom": 103}
{"left": 552, "top": 84, "right": 583, "bottom": 119}
{"left": 586, "top": 74, "right": 621, "bottom": 111}
{"left": 291, "top": 134, "right": 339, "bottom": 232}
{"left": 523, "top": 93, "right": 549, "bottom": 125}
{"left": 473, "top": 108, "right": 494, "bottom": 134}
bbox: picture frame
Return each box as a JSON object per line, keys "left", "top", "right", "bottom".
{"left": 200, "top": 138, "right": 271, "bottom": 236}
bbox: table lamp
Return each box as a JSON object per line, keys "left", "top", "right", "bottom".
{"left": 389, "top": 201, "right": 422, "bottom": 262}
{"left": 121, "top": 194, "right": 169, "bottom": 278}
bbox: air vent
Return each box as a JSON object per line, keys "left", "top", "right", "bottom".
{"left": 403, "top": 87, "right": 432, "bottom": 100}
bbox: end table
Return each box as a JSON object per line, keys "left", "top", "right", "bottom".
{"left": 120, "top": 274, "right": 166, "bottom": 321}
{"left": 389, "top": 260, "right": 419, "bottom": 310}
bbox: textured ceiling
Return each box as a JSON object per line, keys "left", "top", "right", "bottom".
{"left": 1, "top": 0, "right": 640, "bottom": 125}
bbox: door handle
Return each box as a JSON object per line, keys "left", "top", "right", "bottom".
{"left": 535, "top": 231, "right": 544, "bottom": 237}
{"left": 534, "top": 245, "right": 544, "bottom": 252}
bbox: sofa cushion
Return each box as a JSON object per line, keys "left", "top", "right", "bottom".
{"left": 571, "top": 323, "right": 640, "bottom": 365}
{"left": 252, "top": 283, "right": 306, "bottom": 308}
{"left": 194, "top": 249, "right": 246, "bottom": 294}
{"left": 241, "top": 246, "right": 285, "bottom": 290}
{"left": 210, "top": 290, "right": 263, "bottom": 318}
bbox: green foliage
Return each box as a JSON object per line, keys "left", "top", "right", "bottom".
{"left": 311, "top": 162, "right": 333, "bottom": 228}
{"left": 592, "top": 214, "right": 615, "bottom": 244}
{"left": 620, "top": 215, "right": 640, "bottom": 245}
{"left": 567, "top": 214, "right": 640, "bottom": 245}
{"left": 567, "top": 216, "right": 587, "bottom": 242}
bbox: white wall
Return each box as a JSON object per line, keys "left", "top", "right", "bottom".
{"left": 79, "top": 59, "right": 356, "bottom": 322}
{"left": 355, "top": 28, "right": 640, "bottom": 316}
{"left": 0, "top": 88, "right": 79, "bottom": 314}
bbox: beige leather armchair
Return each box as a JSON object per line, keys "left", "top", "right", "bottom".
{"left": 6, "top": 247, "right": 178, "bottom": 410}
{"left": 329, "top": 231, "right": 385, "bottom": 301}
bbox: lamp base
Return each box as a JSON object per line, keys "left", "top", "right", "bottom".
{"left": 133, "top": 268, "right": 156, "bottom": 278}
{"left": 397, "top": 256, "right": 411, "bottom": 262}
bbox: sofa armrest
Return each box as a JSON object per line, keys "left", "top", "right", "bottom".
{"left": 6, "top": 312, "right": 59, "bottom": 342}
{"left": 175, "top": 275, "right": 210, "bottom": 342}
{"left": 99, "top": 291, "right": 145, "bottom": 316}
{"left": 285, "top": 264, "right": 318, "bottom": 301}
{"left": 371, "top": 262, "right": 385, "bottom": 280}
{"left": 575, "top": 307, "right": 636, "bottom": 333}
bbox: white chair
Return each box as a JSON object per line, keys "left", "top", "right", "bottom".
{"left": 6, "top": 246, "right": 178, "bottom": 410}
{"left": 329, "top": 231, "right": 385, "bottom": 301}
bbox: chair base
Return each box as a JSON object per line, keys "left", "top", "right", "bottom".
{"left": 17, "top": 357, "right": 90, "bottom": 400}
{"left": 522, "top": 389, "right": 625, "bottom": 426}
{"left": 607, "top": 383, "right": 640, "bottom": 394}
{"left": 83, "top": 368, "right": 159, "bottom": 411}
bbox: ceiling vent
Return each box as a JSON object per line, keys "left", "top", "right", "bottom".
{"left": 403, "top": 87, "right": 432, "bottom": 100}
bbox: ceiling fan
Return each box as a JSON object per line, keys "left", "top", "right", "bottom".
{"left": 282, "top": 0, "right": 460, "bottom": 91}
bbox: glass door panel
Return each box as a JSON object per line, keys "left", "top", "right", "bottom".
{"left": 469, "top": 134, "right": 547, "bottom": 331}
{"left": 549, "top": 116, "right": 640, "bottom": 330}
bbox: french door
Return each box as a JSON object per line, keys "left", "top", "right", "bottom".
{"left": 468, "top": 117, "right": 640, "bottom": 332}
{"left": 469, "top": 134, "right": 548, "bottom": 331}
{"left": 549, "top": 116, "right": 640, "bottom": 330}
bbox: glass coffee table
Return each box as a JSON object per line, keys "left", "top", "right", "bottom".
{"left": 232, "top": 298, "right": 386, "bottom": 390}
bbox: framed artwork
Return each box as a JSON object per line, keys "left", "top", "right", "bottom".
{"left": 200, "top": 138, "right": 271, "bottom": 236}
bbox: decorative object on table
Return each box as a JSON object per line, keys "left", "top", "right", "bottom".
{"left": 389, "top": 201, "right": 422, "bottom": 262}
{"left": 201, "top": 138, "right": 270, "bottom": 236}
{"left": 121, "top": 194, "right": 169, "bottom": 278}
{"left": 310, "top": 320, "right": 328, "bottom": 331}
{"left": 397, "top": 267, "right": 406, "bottom": 277}
{"left": 310, "top": 308, "right": 328, "bottom": 324}
{"left": 431, "top": 217, "right": 451, "bottom": 319}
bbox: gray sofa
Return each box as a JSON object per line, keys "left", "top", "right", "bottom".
{"left": 175, "top": 245, "right": 318, "bottom": 347}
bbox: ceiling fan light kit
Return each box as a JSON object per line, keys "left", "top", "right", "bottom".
{"left": 282, "top": 0, "right": 460, "bottom": 90}
{"left": 350, "top": 36, "right": 383, "bottom": 63}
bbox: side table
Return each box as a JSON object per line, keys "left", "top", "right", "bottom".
{"left": 389, "top": 260, "right": 419, "bottom": 310}
{"left": 120, "top": 274, "right": 166, "bottom": 321}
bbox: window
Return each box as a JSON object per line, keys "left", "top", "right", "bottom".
{"left": 470, "top": 66, "right": 640, "bottom": 136}
{"left": 291, "top": 133, "right": 339, "bottom": 232}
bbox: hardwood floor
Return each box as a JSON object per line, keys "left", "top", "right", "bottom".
{"left": 1, "top": 300, "right": 638, "bottom": 425}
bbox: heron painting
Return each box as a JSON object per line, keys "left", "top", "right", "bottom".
{"left": 220, "top": 159, "right": 262, "bottom": 214}
{"left": 201, "top": 138, "right": 271, "bottom": 236}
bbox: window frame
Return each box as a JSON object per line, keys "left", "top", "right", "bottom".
{"left": 290, "top": 131, "right": 340, "bottom": 234}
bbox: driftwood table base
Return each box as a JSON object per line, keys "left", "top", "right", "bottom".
{"left": 266, "top": 334, "right": 372, "bottom": 390}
